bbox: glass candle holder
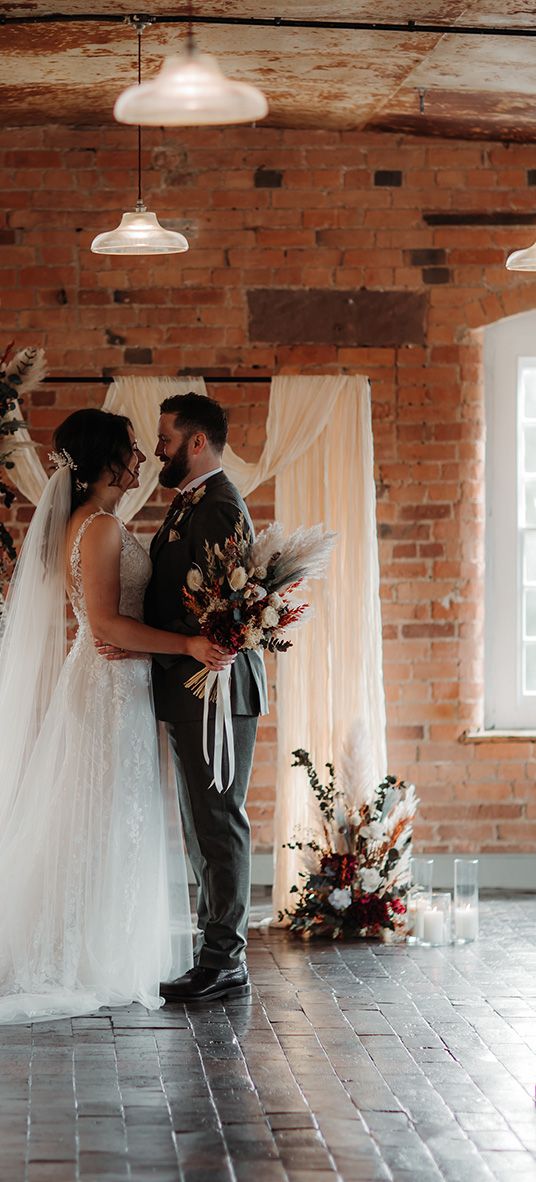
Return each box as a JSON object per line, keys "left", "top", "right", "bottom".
{"left": 420, "top": 891, "right": 452, "bottom": 947}
{"left": 410, "top": 857, "right": 434, "bottom": 893}
{"left": 406, "top": 858, "right": 434, "bottom": 944}
{"left": 454, "top": 858, "right": 479, "bottom": 943}
{"left": 406, "top": 887, "right": 430, "bottom": 943}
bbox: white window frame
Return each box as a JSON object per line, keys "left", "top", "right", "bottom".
{"left": 484, "top": 309, "right": 536, "bottom": 729}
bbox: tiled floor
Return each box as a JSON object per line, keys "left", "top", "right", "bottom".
{"left": 2, "top": 894, "right": 536, "bottom": 1182}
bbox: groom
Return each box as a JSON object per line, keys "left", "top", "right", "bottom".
{"left": 145, "top": 392, "right": 268, "bottom": 1002}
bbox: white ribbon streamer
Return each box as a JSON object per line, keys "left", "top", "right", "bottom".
{"left": 202, "top": 665, "right": 235, "bottom": 793}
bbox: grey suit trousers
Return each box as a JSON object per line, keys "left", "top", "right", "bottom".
{"left": 168, "top": 715, "right": 258, "bottom": 969}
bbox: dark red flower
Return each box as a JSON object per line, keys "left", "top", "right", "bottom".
{"left": 320, "top": 852, "right": 357, "bottom": 887}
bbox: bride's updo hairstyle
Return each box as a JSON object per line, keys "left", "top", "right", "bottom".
{"left": 53, "top": 409, "right": 133, "bottom": 511}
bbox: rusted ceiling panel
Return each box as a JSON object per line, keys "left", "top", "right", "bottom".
{"left": 0, "top": 25, "right": 442, "bottom": 128}
{"left": 1, "top": 2, "right": 536, "bottom": 135}
{"left": 369, "top": 89, "right": 536, "bottom": 141}
{"left": 455, "top": 0, "right": 536, "bottom": 28}
{"left": 368, "top": 29, "right": 536, "bottom": 140}
{"left": 405, "top": 33, "right": 536, "bottom": 93}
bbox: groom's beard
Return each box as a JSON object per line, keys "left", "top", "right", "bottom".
{"left": 158, "top": 438, "right": 191, "bottom": 489}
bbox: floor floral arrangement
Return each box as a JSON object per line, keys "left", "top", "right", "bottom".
{"left": 279, "top": 730, "right": 417, "bottom": 941}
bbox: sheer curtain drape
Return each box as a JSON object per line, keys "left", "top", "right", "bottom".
{"left": 224, "top": 375, "right": 386, "bottom": 915}
{"left": 5, "top": 372, "right": 386, "bottom": 914}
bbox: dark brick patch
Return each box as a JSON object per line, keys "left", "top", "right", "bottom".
{"left": 409, "top": 249, "right": 446, "bottom": 266}
{"left": 422, "top": 267, "right": 451, "bottom": 284}
{"left": 528, "top": 170, "right": 536, "bottom": 186}
{"left": 248, "top": 288, "right": 427, "bottom": 348}
{"left": 424, "top": 211, "right": 536, "bottom": 226}
{"left": 124, "top": 347, "right": 152, "bottom": 364}
{"left": 374, "top": 170, "right": 402, "bottom": 187}
{"left": 254, "top": 167, "right": 283, "bottom": 188}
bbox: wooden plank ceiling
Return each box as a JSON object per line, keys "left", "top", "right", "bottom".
{"left": 1, "top": 1, "right": 536, "bottom": 139}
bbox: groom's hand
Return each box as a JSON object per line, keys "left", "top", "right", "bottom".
{"left": 94, "top": 637, "right": 148, "bottom": 661}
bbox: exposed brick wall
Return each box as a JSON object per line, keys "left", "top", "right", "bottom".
{"left": 2, "top": 123, "right": 536, "bottom": 855}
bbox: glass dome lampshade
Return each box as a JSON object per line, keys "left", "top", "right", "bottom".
{"left": 114, "top": 48, "right": 268, "bottom": 126}
{"left": 506, "top": 241, "right": 536, "bottom": 271}
{"left": 90, "top": 201, "right": 189, "bottom": 255}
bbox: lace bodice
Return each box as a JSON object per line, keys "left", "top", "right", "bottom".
{"left": 70, "top": 511, "right": 152, "bottom": 631}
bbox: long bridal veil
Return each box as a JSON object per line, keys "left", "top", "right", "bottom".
{"left": 0, "top": 466, "right": 69, "bottom": 833}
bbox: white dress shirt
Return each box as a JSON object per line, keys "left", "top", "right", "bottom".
{"left": 180, "top": 467, "right": 223, "bottom": 495}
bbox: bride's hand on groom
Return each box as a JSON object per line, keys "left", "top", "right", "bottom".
{"left": 94, "top": 637, "right": 148, "bottom": 662}
{"left": 94, "top": 634, "right": 235, "bottom": 671}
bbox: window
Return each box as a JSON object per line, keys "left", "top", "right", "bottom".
{"left": 485, "top": 309, "right": 536, "bottom": 728}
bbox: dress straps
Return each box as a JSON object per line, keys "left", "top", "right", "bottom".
{"left": 69, "top": 510, "right": 118, "bottom": 596}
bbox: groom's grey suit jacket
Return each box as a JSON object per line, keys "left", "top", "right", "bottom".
{"left": 145, "top": 470, "right": 268, "bottom": 723}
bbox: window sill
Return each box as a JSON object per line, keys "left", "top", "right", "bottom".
{"left": 460, "top": 729, "right": 536, "bottom": 744}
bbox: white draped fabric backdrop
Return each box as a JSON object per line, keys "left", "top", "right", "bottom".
{"left": 6, "top": 374, "right": 386, "bottom": 915}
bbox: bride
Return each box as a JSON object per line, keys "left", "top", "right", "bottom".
{"left": 0, "top": 408, "right": 231, "bottom": 1024}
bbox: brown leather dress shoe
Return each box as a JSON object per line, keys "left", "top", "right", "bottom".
{"left": 160, "top": 963, "right": 250, "bottom": 1003}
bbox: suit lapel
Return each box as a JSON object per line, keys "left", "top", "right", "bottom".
{"left": 150, "top": 472, "right": 230, "bottom": 563}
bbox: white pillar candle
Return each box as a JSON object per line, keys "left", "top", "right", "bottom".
{"left": 455, "top": 904, "right": 478, "bottom": 941}
{"left": 422, "top": 906, "right": 445, "bottom": 945}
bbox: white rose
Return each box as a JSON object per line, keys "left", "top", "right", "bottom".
{"left": 328, "top": 887, "right": 352, "bottom": 912}
{"left": 229, "top": 567, "right": 247, "bottom": 591}
{"left": 261, "top": 605, "right": 279, "bottom": 628}
{"left": 360, "top": 821, "right": 385, "bottom": 843}
{"left": 360, "top": 867, "right": 382, "bottom": 893}
{"left": 186, "top": 567, "right": 204, "bottom": 591}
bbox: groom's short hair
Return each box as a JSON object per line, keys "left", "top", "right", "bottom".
{"left": 160, "top": 391, "right": 228, "bottom": 453}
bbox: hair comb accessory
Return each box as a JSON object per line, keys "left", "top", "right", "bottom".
{"left": 48, "top": 448, "right": 77, "bottom": 473}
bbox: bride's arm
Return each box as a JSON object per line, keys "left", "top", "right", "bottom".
{"left": 80, "top": 514, "right": 230, "bottom": 666}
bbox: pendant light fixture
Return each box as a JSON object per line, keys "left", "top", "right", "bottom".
{"left": 114, "top": 7, "right": 267, "bottom": 127}
{"left": 91, "top": 19, "right": 189, "bottom": 256}
{"left": 505, "top": 240, "right": 536, "bottom": 272}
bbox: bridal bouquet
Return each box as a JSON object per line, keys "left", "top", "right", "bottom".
{"left": 181, "top": 516, "right": 335, "bottom": 794}
{"left": 280, "top": 729, "right": 417, "bottom": 941}
{"left": 182, "top": 515, "right": 336, "bottom": 699}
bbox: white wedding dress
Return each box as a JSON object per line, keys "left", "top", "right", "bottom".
{"left": 0, "top": 509, "right": 192, "bottom": 1024}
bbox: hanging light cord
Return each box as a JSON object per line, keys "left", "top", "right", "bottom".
{"left": 187, "top": 0, "right": 195, "bottom": 53}
{"left": 137, "top": 25, "right": 143, "bottom": 209}
{"left": 126, "top": 14, "right": 150, "bottom": 211}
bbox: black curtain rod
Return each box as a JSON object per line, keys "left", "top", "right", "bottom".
{"left": 1, "top": 13, "right": 535, "bottom": 37}
{"left": 43, "top": 375, "right": 271, "bottom": 384}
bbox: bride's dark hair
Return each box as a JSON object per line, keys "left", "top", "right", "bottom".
{"left": 53, "top": 409, "right": 133, "bottom": 511}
